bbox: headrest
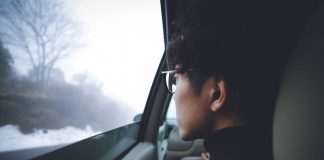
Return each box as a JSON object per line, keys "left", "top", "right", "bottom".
{"left": 273, "top": 2, "right": 324, "bottom": 160}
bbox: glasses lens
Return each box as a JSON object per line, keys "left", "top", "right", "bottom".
{"left": 166, "top": 72, "right": 176, "bottom": 93}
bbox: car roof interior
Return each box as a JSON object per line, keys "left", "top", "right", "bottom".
{"left": 273, "top": 1, "right": 324, "bottom": 160}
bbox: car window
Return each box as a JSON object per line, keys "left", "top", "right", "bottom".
{"left": 0, "top": 0, "right": 163, "bottom": 153}
{"left": 166, "top": 97, "right": 177, "bottom": 120}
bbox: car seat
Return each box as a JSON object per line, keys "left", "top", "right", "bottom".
{"left": 273, "top": 1, "right": 324, "bottom": 160}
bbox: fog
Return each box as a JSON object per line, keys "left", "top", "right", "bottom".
{"left": 0, "top": 0, "right": 163, "bottom": 153}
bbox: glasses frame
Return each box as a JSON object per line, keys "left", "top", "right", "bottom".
{"left": 161, "top": 69, "right": 187, "bottom": 94}
{"left": 161, "top": 70, "right": 177, "bottom": 94}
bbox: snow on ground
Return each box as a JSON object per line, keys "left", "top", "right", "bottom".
{"left": 0, "top": 124, "right": 101, "bottom": 152}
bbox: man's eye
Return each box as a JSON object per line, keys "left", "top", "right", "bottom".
{"left": 169, "top": 73, "right": 177, "bottom": 85}
{"left": 174, "top": 73, "right": 179, "bottom": 79}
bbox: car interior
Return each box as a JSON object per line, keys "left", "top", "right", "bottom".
{"left": 124, "top": 0, "right": 324, "bottom": 160}
{"left": 126, "top": 0, "right": 324, "bottom": 160}
{"left": 0, "top": 0, "right": 323, "bottom": 160}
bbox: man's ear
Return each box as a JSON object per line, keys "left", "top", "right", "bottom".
{"left": 209, "top": 77, "right": 227, "bottom": 112}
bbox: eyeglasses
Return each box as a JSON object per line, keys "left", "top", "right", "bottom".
{"left": 161, "top": 69, "right": 186, "bottom": 93}
{"left": 161, "top": 70, "right": 178, "bottom": 93}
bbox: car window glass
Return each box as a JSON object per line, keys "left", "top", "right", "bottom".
{"left": 157, "top": 95, "right": 178, "bottom": 160}
{"left": 166, "top": 97, "right": 177, "bottom": 120}
{"left": 0, "top": 0, "right": 163, "bottom": 152}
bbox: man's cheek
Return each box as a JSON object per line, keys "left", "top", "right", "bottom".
{"left": 175, "top": 103, "right": 188, "bottom": 129}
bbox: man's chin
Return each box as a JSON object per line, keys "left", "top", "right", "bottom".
{"left": 179, "top": 129, "right": 201, "bottom": 141}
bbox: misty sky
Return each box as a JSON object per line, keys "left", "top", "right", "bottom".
{"left": 63, "top": 0, "right": 164, "bottom": 113}
{"left": 13, "top": 0, "right": 164, "bottom": 114}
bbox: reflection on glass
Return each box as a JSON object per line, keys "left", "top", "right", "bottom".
{"left": 0, "top": 0, "right": 163, "bottom": 152}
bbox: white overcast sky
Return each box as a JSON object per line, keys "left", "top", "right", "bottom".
{"left": 58, "top": 0, "right": 164, "bottom": 113}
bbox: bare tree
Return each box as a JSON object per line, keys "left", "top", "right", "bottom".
{"left": 0, "top": 40, "right": 13, "bottom": 84}
{"left": 0, "top": 0, "right": 81, "bottom": 85}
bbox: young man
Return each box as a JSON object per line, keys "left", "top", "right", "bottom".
{"left": 163, "top": 0, "right": 315, "bottom": 159}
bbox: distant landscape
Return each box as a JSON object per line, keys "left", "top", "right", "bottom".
{"left": 0, "top": 40, "right": 133, "bottom": 134}
{"left": 0, "top": 0, "right": 135, "bottom": 134}
{"left": 0, "top": 78, "right": 133, "bottom": 134}
{"left": 0, "top": 0, "right": 162, "bottom": 152}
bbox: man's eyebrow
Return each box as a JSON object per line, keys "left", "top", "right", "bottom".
{"left": 175, "top": 65, "right": 181, "bottom": 69}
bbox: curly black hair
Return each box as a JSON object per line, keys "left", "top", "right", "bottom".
{"left": 166, "top": 0, "right": 315, "bottom": 121}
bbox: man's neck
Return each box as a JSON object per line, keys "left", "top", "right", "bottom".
{"left": 211, "top": 113, "right": 246, "bottom": 132}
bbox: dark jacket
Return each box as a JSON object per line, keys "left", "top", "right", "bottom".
{"left": 203, "top": 124, "right": 273, "bottom": 160}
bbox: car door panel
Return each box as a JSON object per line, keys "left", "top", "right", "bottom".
{"left": 32, "top": 123, "right": 140, "bottom": 160}
{"left": 122, "top": 142, "right": 156, "bottom": 160}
